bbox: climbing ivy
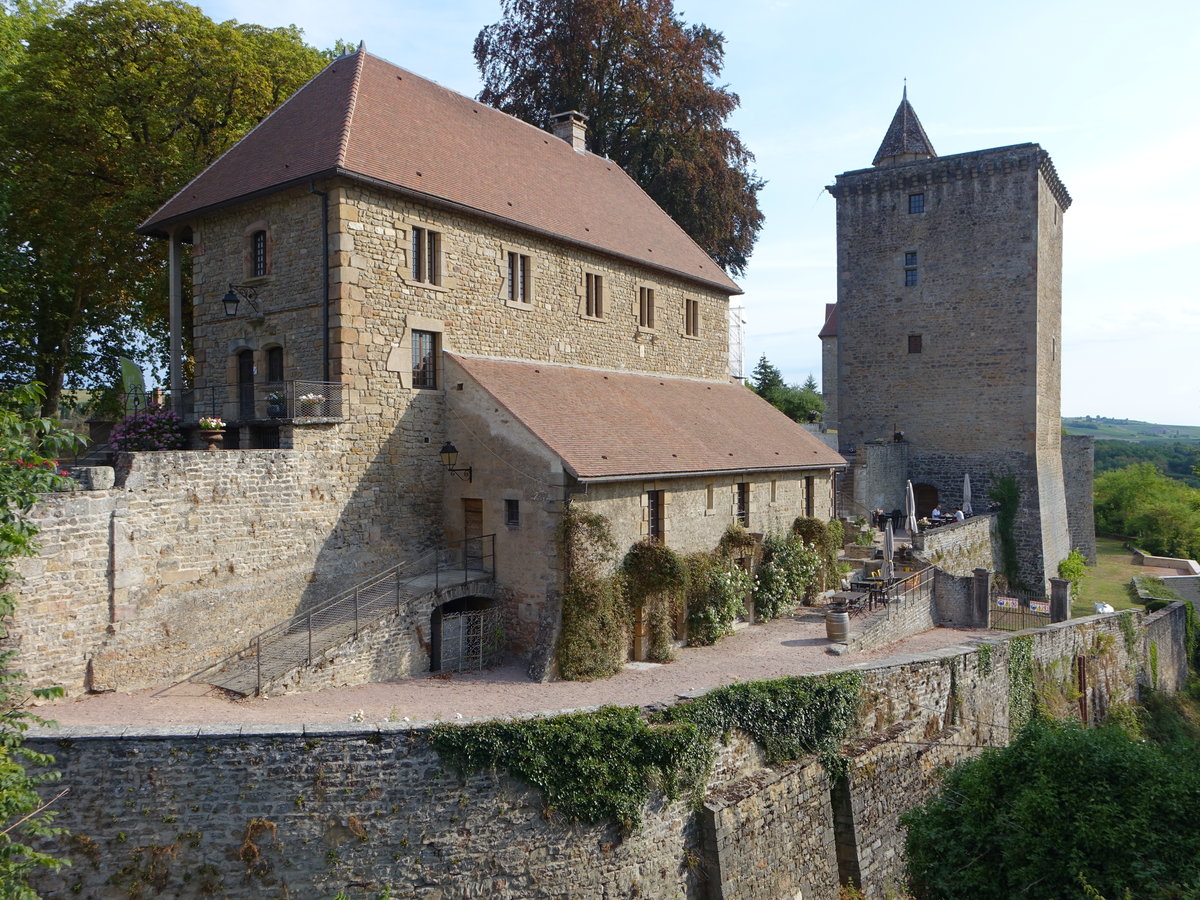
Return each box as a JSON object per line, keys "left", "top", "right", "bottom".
{"left": 622, "top": 540, "right": 687, "bottom": 663}
{"left": 977, "top": 644, "right": 994, "bottom": 676}
{"left": 1008, "top": 635, "right": 1035, "bottom": 731}
{"left": 555, "top": 507, "right": 627, "bottom": 680}
{"left": 1118, "top": 610, "right": 1137, "bottom": 656}
{"left": 989, "top": 473, "right": 1022, "bottom": 589}
{"left": 431, "top": 673, "right": 863, "bottom": 832}
{"left": 683, "top": 552, "right": 753, "bottom": 647}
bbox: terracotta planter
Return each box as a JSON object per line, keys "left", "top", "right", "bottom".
{"left": 199, "top": 429, "right": 223, "bottom": 451}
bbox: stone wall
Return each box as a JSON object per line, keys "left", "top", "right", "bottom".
{"left": 914, "top": 513, "right": 996, "bottom": 576}
{"left": 27, "top": 604, "right": 1184, "bottom": 899}
{"left": 9, "top": 450, "right": 404, "bottom": 696}
{"left": 847, "top": 439, "right": 907, "bottom": 520}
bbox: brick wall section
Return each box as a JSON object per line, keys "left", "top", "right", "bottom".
{"left": 1061, "top": 433, "right": 1097, "bottom": 563}
{"left": 30, "top": 607, "right": 1184, "bottom": 898}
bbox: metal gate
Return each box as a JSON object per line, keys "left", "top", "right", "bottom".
{"left": 989, "top": 585, "right": 1052, "bottom": 631}
{"left": 439, "top": 605, "right": 506, "bottom": 673}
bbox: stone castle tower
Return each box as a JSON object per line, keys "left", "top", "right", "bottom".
{"left": 823, "top": 90, "right": 1088, "bottom": 587}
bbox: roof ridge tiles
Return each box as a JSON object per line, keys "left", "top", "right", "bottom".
{"left": 336, "top": 44, "right": 368, "bottom": 169}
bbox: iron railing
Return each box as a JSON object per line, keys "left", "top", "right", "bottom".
{"left": 850, "top": 564, "right": 936, "bottom": 614}
{"left": 189, "top": 534, "right": 496, "bottom": 696}
{"left": 989, "top": 585, "right": 1052, "bottom": 632}
{"left": 93, "top": 381, "right": 348, "bottom": 425}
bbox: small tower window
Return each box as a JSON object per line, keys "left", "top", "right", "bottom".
{"left": 908, "top": 193, "right": 925, "bottom": 214}
{"left": 252, "top": 230, "right": 267, "bottom": 277}
{"left": 904, "top": 250, "right": 918, "bottom": 286}
{"left": 908, "top": 334, "right": 923, "bottom": 354}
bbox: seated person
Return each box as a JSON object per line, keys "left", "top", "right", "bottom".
{"left": 931, "top": 504, "right": 944, "bottom": 521}
{"left": 954, "top": 507, "right": 965, "bottom": 522}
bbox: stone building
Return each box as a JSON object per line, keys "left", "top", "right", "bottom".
{"left": 4, "top": 46, "right": 843, "bottom": 695}
{"left": 820, "top": 90, "right": 1094, "bottom": 587}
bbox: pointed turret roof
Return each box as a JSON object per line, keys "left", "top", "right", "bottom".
{"left": 872, "top": 87, "right": 936, "bottom": 167}
{"left": 140, "top": 46, "right": 738, "bottom": 294}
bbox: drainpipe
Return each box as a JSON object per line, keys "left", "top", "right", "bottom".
{"left": 309, "top": 181, "right": 330, "bottom": 383}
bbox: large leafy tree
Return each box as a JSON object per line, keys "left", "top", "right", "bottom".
{"left": 749, "top": 355, "right": 823, "bottom": 423}
{"left": 0, "top": 0, "right": 328, "bottom": 414}
{"left": 474, "top": 0, "right": 764, "bottom": 276}
{"left": 903, "top": 719, "right": 1200, "bottom": 899}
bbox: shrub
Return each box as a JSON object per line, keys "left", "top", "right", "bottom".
{"left": 753, "top": 534, "right": 819, "bottom": 621}
{"left": 1056, "top": 548, "right": 1088, "bottom": 602}
{"left": 684, "top": 553, "right": 753, "bottom": 646}
{"left": 622, "top": 540, "right": 686, "bottom": 662}
{"left": 109, "top": 402, "right": 184, "bottom": 452}
{"left": 556, "top": 508, "right": 627, "bottom": 680}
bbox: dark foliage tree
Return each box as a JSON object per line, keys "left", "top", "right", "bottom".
{"left": 903, "top": 719, "right": 1200, "bottom": 900}
{"left": 474, "top": 0, "right": 764, "bottom": 276}
{"left": 1093, "top": 462, "right": 1200, "bottom": 561}
{"left": 0, "top": 0, "right": 327, "bottom": 414}
{"left": 1094, "top": 439, "right": 1200, "bottom": 489}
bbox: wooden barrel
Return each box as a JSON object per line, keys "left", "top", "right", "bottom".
{"left": 825, "top": 609, "right": 850, "bottom": 642}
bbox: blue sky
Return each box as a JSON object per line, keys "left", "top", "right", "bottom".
{"left": 206, "top": 0, "right": 1200, "bottom": 426}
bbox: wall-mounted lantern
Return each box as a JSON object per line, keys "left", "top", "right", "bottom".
{"left": 221, "top": 284, "right": 264, "bottom": 321}
{"left": 439, "top": 441, "right": 472, "bottom": 482}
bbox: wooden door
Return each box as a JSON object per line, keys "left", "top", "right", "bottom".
{"left": 237, "top": 349, "right": 255, "bottom": 419}
{"left": 463, "top": 499, "right": 483, "bottom": 566}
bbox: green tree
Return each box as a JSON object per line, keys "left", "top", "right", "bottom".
{"left": 903, "top": 719, "right": 1200, "bottom": 899}
{"left": 749, "top": 355, "right": 824, "bottom": 423}
{"left": 0, "top": 383, "right": 83, "bottom": 895}
{"left": 0, "top": 0, "right": 327, "bottom": 414}
{"left": 1094, "top": 463, "right": 1200, "bottom": 561}
{"left": 474, "top": 0, "right": 764, "bottom": 276}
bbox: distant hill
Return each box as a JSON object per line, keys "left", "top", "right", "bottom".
{"left": 1062, "top": 417, "right": 1200, "bottom": 443}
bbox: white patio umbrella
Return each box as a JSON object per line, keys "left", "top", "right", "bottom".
{"left": 963, "top": 473, "right": 973, "bottom": 517}
{"left": 905, "top": 480, "right": 919, "bottom": 538}
{"left": 882, "top": 519, "right": 895, "bottom": 580}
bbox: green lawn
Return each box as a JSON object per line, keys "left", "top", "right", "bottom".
{"left": 1071, "top": 535, "right": 1143, "bottom": 618}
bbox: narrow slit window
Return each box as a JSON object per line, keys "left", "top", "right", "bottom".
{"left": 639, "top": 286, "right": 655, "bottom": 329}
{"left": 684, "top": 298, "right": 700, "bottom": 337}
{"left": 585, "top": 272, "right": 604, "bottom": 318}
{"left": 252, "top": 230, "right": 267, "bottom": 277}
{"left": 508, "top": 252, "right": 531, "bottom": 303}
{"left": 411, "top": 227, "right": 441, "bottom": 284}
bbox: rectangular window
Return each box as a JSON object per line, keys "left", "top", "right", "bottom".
{"left": 904, "top": 268, "right": 918, "bottom": 286}
{"left": 411, "top": 227, "right": 441, "bottom": 284}
{"left": 706, "top": 481, "right": 714, "bottom": 511}
{"left": 647, "top": 490, "right": 664, "bottom": 541}
{"left": 412, "top": 330, "right": 437, "bottom": 388}
{"left": 508, "top": 252, "right": 531, "bottom": 304}
{"left": 639, "top": 286, "right": 655, "bottom": 329}
{"left": 735, "top": 482, "right": 749, "bottom": 527}
{"left": 585, "top": 272, "right": 604, "bottom": 318}
{"left": 252, "top": 230, "right": 267, "bottom": 277}
{"left": 805, "top": 475, "right": 815, "bottom": 518}
{"left": 684, "top": 298, "right": 700, "bottom": 337}
{"left": 904, "top": 251, "right": 918, "bottom": 267}
{"left": 908, "top": 193, "right": 925, "bottom": 214}
{"left": 770, "top": 479, "right": 778, "bottom": 503}
{"left": 505, "top": 498, "right": 520, "bottom": 528}
{"left": 266, "top": 346, "right": 284, "bottom": 383}
{"left": 908, "top": 334, "right": 923, "bottom": 354}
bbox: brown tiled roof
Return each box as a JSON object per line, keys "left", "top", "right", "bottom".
{"left": 140, "top": 47, "right": 739, "bottom": 294}
{"left": 818, "top": 302, "right": 838, "bottom": 338}
{"left": 873, "top": 88, "right": 936, "bottom": 166}
{"left": 450, "top": 355, "right": 845, "bottom": 480}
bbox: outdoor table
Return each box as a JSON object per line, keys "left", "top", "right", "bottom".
{"left": 829, "top": 590, "right": 867, "bottom": 616}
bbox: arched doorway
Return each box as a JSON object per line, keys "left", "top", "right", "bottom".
{"left": 429, "top": 595, "right": 503, "bottom": 673}
{"left": 913, "top": 483, "right": 939, "bottom": 518}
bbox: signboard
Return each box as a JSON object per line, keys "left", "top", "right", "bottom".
{"left": 995, "top": 596, "right": 1020, "bottom": 609}
{"left": 1030, "top": 600, "right": 1050, "bottom": 614}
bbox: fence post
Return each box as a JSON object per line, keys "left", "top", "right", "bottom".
{"left": 354, "top": 587, "right": 360, "bottom": 635}
{"left": 255, "top": 636, "right": 262, "bottom": 697}
{"left": 396, "top": 570, "right": 402, "bottom": 615}
{"left": 307, "top": 614, "right": 313, "bottom": 664}
{"left": 972, "top": 568, "right": 991, "bottom": 628}
{"left": 1050, "top": 577, "right": 1070, "bottom": 623}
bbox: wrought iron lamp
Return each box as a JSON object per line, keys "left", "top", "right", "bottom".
{"left": 438, "top": 441, "right": 472, "bottom": 482}
{"left": 221, "top": 284, "right": 264, "bottom": 321}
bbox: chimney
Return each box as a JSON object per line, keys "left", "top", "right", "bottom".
{"left": 549, "top": 110, "right": 588, "bottom": 152}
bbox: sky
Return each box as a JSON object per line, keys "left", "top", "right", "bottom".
{"left": 204, "top": 0, "right": 1200, "bottom": 426}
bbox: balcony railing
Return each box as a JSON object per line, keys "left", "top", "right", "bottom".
{"left": 104, "top": 381, "right": 348, "bottom": 425}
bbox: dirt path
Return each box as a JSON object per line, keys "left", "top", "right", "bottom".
{"left": 42, "top": 616, "right": 992, "bottom": 729}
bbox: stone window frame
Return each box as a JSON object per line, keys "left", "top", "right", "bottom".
{"left": 908, "top": 193, "right": 925, "bottom": 214}
{"left": 386, "top": 314, "right": 448, "bottom": 390}
{"left": 241, "top": 219, "right": 273, "bottom": 283}
{"left": 411, "top": 330, "right": 438, "bottom": 389}
{"left": 643, "top": 487, "right": 668, "bottom": 542}
{"left": 497, "top": 242, "right": 537, "bottom": 310}
{"left": 578, "top": 270, "right": 605, "bottom": 320}
{"left": 734, "top": 481, "right": 750, "bottom": 527}
{"left": 636, "top": 284, "right": 657, "bottom": 332}
{"left": 682, "top": 297, "right": 701, "bottom": 339}
{"left": 400, "top": 220, "right": 451, "bottom": 292}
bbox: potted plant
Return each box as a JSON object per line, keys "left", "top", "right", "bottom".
{"left": 265, "top": 390, "right": 286, "bottom": 418}
{"left": 297, "top": 392, "right": 323, "bottom": 417}
{"left": 197, "top": 416, "right": 225, "bottom": 451}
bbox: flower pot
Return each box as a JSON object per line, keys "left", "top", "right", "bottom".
{"left": 267, "top": 403, "right": 285, "bottom": 418}
{"left": 199, "top": 429, "right": 223, "bottom": 452}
